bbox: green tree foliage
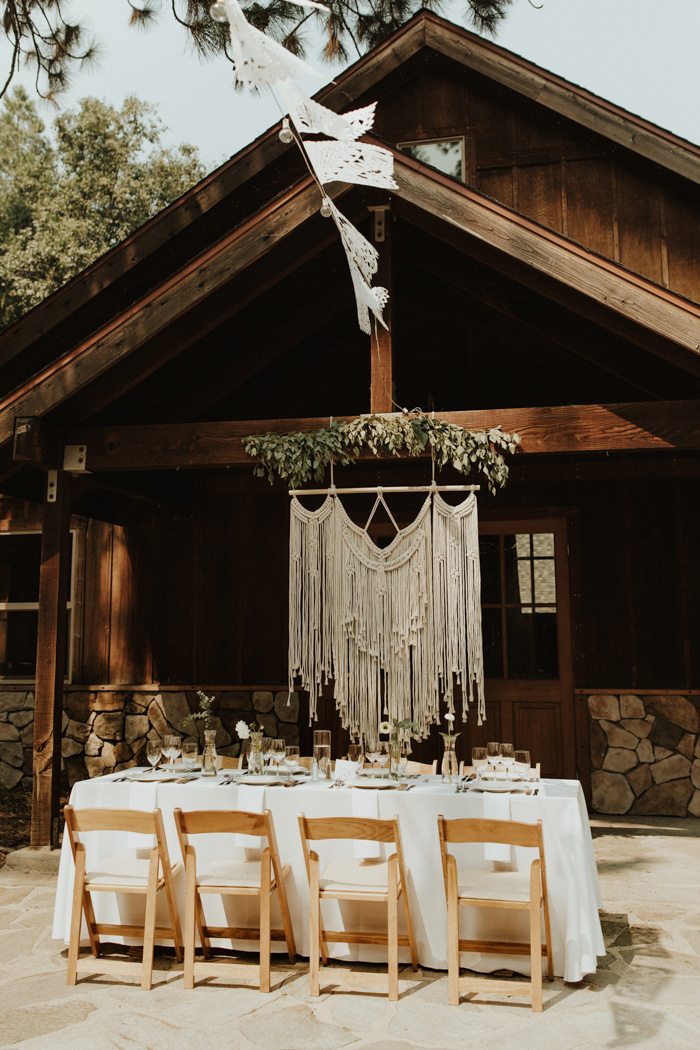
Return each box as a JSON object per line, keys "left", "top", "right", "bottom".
{"left": 0, "top": 87, "right": 205, "bottom": 328}
{"left": 0, "top": 1, "right": 517, "bottom": 103}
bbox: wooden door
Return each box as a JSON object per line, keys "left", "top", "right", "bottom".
{"left": 466, "top": 518, "right": 576, "bottom": 779}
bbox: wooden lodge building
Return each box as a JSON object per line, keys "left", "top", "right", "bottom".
{"left": 1, "top": 12, "right": 699, "bottom": 846}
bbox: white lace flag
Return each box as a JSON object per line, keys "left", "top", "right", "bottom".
{"left": 325, "top": 199, "right": 378, "bottom": 282}
{"left": 347, "top": 255, "right": 389, "bottom": 334}
{"left": 305, "top": 141, "right": 398, "bottom": 189}
{"left": 282, "top": 0, "right": 329, "bottom": 8}
{"left": 223, "top": 0, "right": 322, "bottom": 87}
{"left": 277, "top": 81, "right": 376, "bottom": 142}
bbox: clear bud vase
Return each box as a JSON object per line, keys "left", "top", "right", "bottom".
{"left": 248, "top": 731, "right": 264, "bottom": 775}
{"left": 441, "top": 733, "right": 460, "bottom": 783}
{"left": 201, "top": 728, "right": 219, "bottom": 776}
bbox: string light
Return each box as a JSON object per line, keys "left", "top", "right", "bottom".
{"left": 209, "top": 2, "right": 229, "bottom": 23}
{"left": 279, "top": 117, "right": 294, "bottom": 144}
{"left": 320, "top": 198, "right": 332, "bottom": 218}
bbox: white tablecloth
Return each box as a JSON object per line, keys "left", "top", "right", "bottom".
{"left": 52, "top": 774, "right": 604, "bottom": 982}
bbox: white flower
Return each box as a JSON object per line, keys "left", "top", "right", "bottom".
{"left": 379, "top": 721, "right": 391, "bottom": 734}
{"left": 236, "top": 720, "right": 251, "bottom": 739}
{"left": 445, "top": 713, "right": 455, "bottom": 724}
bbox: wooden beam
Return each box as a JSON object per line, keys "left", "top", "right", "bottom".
{"left": 13, "top": 417, "right": 64, "bottom": 470}
{"left": 0, "top": 176, "right": 334, "bottom": 446}
{"left": 66, "top": 399, "right": 700, "bottom": 471}
{"left": 32, "top": 471, "right": 72, "bottom": 849}
{"left": 389, "top": 156, "right": 700, "bottom": 374}
{"left": 369, "top": 205, "right": 394, "bottom": 414}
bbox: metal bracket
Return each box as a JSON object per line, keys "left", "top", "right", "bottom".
{"left": 368, "top": 203, "right": 390, "bottom": 243}
{"left": 63, "top": 444, "right": 88, "bottom": 472}
{"left": 46, "top": 470, "right": 58, "bottom": 503}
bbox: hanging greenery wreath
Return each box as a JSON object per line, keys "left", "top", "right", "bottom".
{"left": 243, "top": 415, "right": 520, "bottom": 494}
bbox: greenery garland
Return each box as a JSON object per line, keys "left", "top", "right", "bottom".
{"left": 243, "top": 415, "right": 520, "bottom": 494}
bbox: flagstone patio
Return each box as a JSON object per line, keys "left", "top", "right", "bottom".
{"left": 1, "top": 815, "right": 699, "bottom": 1050}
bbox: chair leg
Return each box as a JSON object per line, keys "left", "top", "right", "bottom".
{"left": 309, "top": 854, "right": 321, "bottom": 997}
{"left": 401, "top": 883, "right": 418, "bottom": 972}
{"left": 259, "top": 851, "right": 272, "bottom": 993}
{"left": 387, "top": 857, "right": 399, "bottom": 1002}
{"left": 529, "top": 863, "right": 543, "bottom": 1012}
{"left": 446, "top": 857, "right": 460, "bottom": 1007}
{"left": 141, "top": 851, "right": 160, "bottom": 990}
{"left": 276, "top": 862, "right": 297, "bottom": 964}
{"left": 163, "top": 866, "right": 183, "bottom": 963}
{"left": 67, "top": 847, "right": 87, "bottom": 986}
{"left": 184, "top": 854, "right": 197, "bottom": 990}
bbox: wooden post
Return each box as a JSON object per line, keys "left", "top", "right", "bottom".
{"left": 32, "top": 470, "right": 72, "bottom": 849}
{"left": 369, "top": 204, "right": 393, "bottom": 413}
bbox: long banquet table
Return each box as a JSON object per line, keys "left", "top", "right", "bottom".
{"left": 52, "top": 772, "right": 605, "bottom": 983}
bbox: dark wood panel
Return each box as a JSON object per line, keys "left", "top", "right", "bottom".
{"left": 516, "top": 163, "right": 563, "bottom": 232}
{"left": 512, "top": 701, "right": 564, "bottom": 778}
{"left": 665, "top": 191, "right": 700, "bottom": 304}
{"left": 81, "top": 519, "right": 112, "bottom": 682}
{"left": 108, "top": 518, "right": 154, "bottom": 684}
{"left": 616, "top": 165, "right": 664, "bottom": 285}
{"left": 566, "top": 158, "right": 615, "bottom": 258}
{"left": 152, "top": 511, "right": 195, "bottom": 684}
{"left": 475, "top": 167, "right": 515, "bottom": 208}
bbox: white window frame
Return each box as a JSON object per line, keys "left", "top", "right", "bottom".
{"left": 0, "top": 527, "right": 76, "bottom": 683}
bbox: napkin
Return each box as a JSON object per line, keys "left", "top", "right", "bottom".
{"left": 352, "top": 786, "right": 381, "bottom": 859}
{"left": 482, "top": 791, "right": 512, "bottom": 863}
{"left": 234, "top": 784, "right": 266, "bottom": 847}
{"left": 333, "top": 759, "right": 357, "bottom": 781}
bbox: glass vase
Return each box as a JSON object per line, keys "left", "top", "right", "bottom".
{"left": 201, "top": 728, "right": 219, "bottom": 776}
{"left": 441, "top": 733, "right": 460, "bottom": 783}
{"left": 248, "top": 731, "right": 264, "bottom": 774}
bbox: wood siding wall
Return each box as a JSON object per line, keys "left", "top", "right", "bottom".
{"left": 373, "top": 61, "right": 700, "bottom": 303}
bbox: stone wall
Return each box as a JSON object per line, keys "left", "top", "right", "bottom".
{"left": 0, "top": 687, "right": 299, "bottom": 791}
{"left": 589, "top": 694, "right": 700, "bottom": 817}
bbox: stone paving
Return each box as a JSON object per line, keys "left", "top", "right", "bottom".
{"left": 1, "top": 815, "right": 699, "bottom": 1050}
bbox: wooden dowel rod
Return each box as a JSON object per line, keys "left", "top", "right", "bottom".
{"left": 289, "top": 485, "right": 480, "bottom": 496}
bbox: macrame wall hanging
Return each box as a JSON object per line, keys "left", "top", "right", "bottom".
{"left": 288, "top": 487, "right": 486, "bottom": 743}
{"left": 210, "top": 0, "right": 396, "bottom": 335}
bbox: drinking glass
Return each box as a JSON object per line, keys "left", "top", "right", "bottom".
{"left": 347, "top": 743, "right": 363, "bottom": 778}
{"left": 471, "top": 746, "right": 488, "bottom": 780}
{"left": 499, "top": 742, "right": 515, "bottom": 781}
{"left": 395, "top": 742, "right": 409, "bottom": 779}
{"left": 262, "top": 737, "right": 274, "bottom": 774}
{"left": 146, "top": 741, "right": 162, "bottom": 769}
{"left": 283, "top": 745, "right": 300, "bottom": 783}
{"left": 182, "top": 741, "right": 198, "bottom": 770}
{"left": 486, "top": 741, "right": 500, "bottom": 777}
{"left": 313, "top": 743, "right": 330, "bottom": 777}
{"left": 271, "top": 738, "right": 286, "bottom": 776}
{"left": 376, "top": 740, "right": 390, "bottom": 779}
{"left": 514, "top": 749, "right": 531, "bottom": 780}
{"left": 163, "top": 735, "right": 181, "bottom": 773}
{"left": 364, "top": 736, "right": 380, "bottom": 776}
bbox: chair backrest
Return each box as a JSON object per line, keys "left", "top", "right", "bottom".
{"left": 173, "top": 807, "right": 284, "bottom": 883}
{"left": 63, "top": 805, "right": 173, "bottom": 871}
{"left": 217, "top": 755, "right": 241, "bottom": 769}
{"left": 298, "top": 813, "right": 410, "bottom": 891}
{"left": 437, "top": 815, "right": 546, "bottom": 889}
{"left": 297, "top": 756, "right": 335, "bottom": 771}
{"left": 405, "top": 760, "right": 436, "bottom": 774}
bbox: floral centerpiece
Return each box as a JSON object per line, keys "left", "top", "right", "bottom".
{"left": 184, "top": 690, "right": 216, "bottom": 730}
{"left": 380, "top": 717, "right": 420, "bottom": 779}
{"left": 440, "top": 712, "right": 460, "bottom": 783}
{"left": 184, "top": 692, "right": 219, "bottom": 773}
{"left": 236, "top": 718, "right": 265, "bottom": 774}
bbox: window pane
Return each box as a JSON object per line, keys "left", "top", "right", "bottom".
{"left": 400, "top": 140, "right": 463, "bottom": 181}
{"left": 0, "top": 534, "right": 42, "bottom": 602}
{"left": 504, "top": 533, "right": 530, "bottom": 603}
{"left": 479, "top": 534, "right": 501, "bottom": 604}
{"left": 506, "top": 607, "right": 559, "bottom": 679}
{"left": 482, "top": 607, "right": 503, "bottom": 678}
{"left": 532, "top": 533, "right": 554, "bottom": 556}
{"left": 534, "top": 556, "right": 556, "bottom": 604}
{"left": 0, "top": 610, "right": 39, "bottom": 676}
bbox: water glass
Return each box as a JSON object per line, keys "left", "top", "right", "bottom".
{"left": 163, "top": 734, "right": 181, "bottom": 772}
{"left": 272, "top": 738, "right": 286, "bottom": 776}
{"left": 313, "top": 743, "right": 330, "bottom": 777}
{"left": 182, "top": 741, "right": 198, "bottom": 770}
{"left": 486, "top": 741, "right": 500, "bottom": 776}
{"left": 347, "top": 743, "right": 363, "bottom": 778}
{"left": 499, "top": 742, "right": 515, "bottom": 781}
{"left": 514, "top": 749, "right": 531, "bottom": 780}
{"left": 364, "top": 736, "right": 380, "bottom": 775}
{"left": 262, "top": 737, "right": 274, "bottom": 773}
{"left": 376, "top": 740, "right": 390, "bottom": 778}
{"left": 146, "top": 741, "right": 162, "bottom": 769}
{"left": 283, "top": 745, "right": 300, "bottom": 782}
{"left": 471, "top": 746, "right": 488, "bottom": 779}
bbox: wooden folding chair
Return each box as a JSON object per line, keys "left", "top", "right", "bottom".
{"left": 173, "top": 808, "right": 296, "bottom": 992}
{"left": 298, "top": 813, "right": 418, "bottom": 1001}
{"left": 63, "top": 805, "right": 183, "bottom": 990}
{"left": 405, "top": 760, "right": 437, "bottom": 774}
{"left": 437, "top": 815, "right": 553, "bottom": 1011}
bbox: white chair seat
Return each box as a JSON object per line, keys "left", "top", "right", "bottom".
{"left": 196, "top": 859, "right": 263, "bottom": 888}
{"left": 85, "top": 856, "right": 181, "bottom": 887}
{"left": 320, "top": 858, "right": 391, "bottom": 893}
{"left": 456, "top": 867, "right": 535, "bottom": 903}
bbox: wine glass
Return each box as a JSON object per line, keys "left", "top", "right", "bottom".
{"left": 271, "top": 738, "right": 286, "bottom": 777}
{"left": 364, "top": 736, "right": 380, "bottom": 776}
{"left": 514, "top": 749, "right": 531, "bottom": 781}
{"left": 471, "top": 746, "right": 488, "bottom": 780}
{"left": 313, "top": 743, "right": 330, "bottom": 778}
{"left": 376, "top": 740, "right": 390, "bottom": 779}
{"left": 163, "top": 734, "right": 180, "bottom": 773}
{"left": 395, "top": 742, "right": 409, "bottom": 779}
{"left": 499, "top": 742, "right": 515, "bottom": 782}
{"left": 262, "top": 737, "right": 274, "bottom": 774}
{"left": 182, "top": 741, "right": 198, "bottom": 770}
{"left": 146, "top": 740, "right": 162, "bottom": 769}
{"left": 283, "top": 745, "right": 300, "bottom": 784}
{"left": 347, "top": 743, "right": 363, "bottom": 779}
{"left": 486, "top": 741, "right": 500, "bottom": 778}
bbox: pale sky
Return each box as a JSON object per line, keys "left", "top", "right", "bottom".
{"left": 3, "top": 0, "right": 700, "bottom": 169}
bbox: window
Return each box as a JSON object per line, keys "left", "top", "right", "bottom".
{"left": 398, "top": 138, "right": 465, "bottom": 182}
{"left": 0, "top": 531, "right": 75, "bottom": 680}
{"left": 480, "top": 532, "right": 558, "bottom": 679}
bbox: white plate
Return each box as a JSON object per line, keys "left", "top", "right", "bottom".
{"left": 126, "top": 769, "right": 179, "bottom": 782}
{"left": 237, "top": 775, "right": 286, "bottom": 785}
{"left": 468, "top": 780, "right": 529, "bottom": 793}
{"left": 352, "top": 780, "right": 398, "bottom": 790}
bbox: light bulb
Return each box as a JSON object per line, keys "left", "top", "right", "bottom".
{"left": 320, "top": 199, "right": 332, "bottom": 218}
{"left": 278, "top": 118, "right": 294, "bottom": 144}
{"left": 209, "top": 2, "right": 229, "bottom": 23}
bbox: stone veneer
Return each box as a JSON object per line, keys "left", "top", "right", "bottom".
{"left": 589, "top": 694, "right": 700, "bottom": 817}
{"left": 0, "top": 688, "right": 299, "bottom": 791}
